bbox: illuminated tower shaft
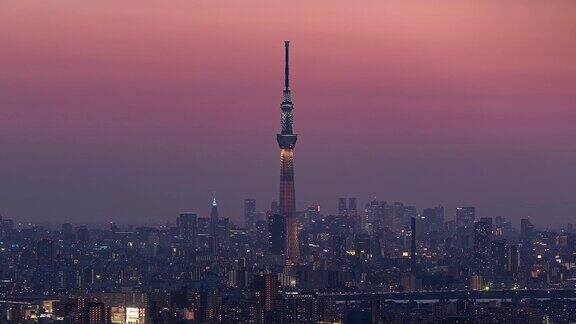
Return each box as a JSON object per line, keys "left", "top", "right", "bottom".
{"left": 276, "top": 41, "right": 300, "bottom": 264}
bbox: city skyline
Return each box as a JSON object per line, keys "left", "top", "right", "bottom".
{"left": 1, "top": 1, "right": 576, "bottom": 226}
{"left": 2, "top": 2, "right": 576, "bottom": 322}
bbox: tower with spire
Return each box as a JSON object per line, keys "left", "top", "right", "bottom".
{"left": 210, "top": 194, "right": 219, "bottom": 224}
{"left": 209, "top": 194, "right": 219, "bottom": 257}
{"left": 277, "top": 41, "right": 300, "bottom": 264}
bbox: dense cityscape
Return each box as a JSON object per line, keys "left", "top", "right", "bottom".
{"left": 1, "top": 41, "right": 576, "bottom": 324}
{"left": 1, "top": 199, "right": 576, "bottom": 323}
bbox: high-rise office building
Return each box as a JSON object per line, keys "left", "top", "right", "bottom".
{"left": 254, "top": 272, "right": 281, "bottom": 322}
{"left": 303, "top": 204, "right": 320, "bottom": 225}
{"left": 36, "top": 238, "right": 55, "bottom": 267}
{"left": 404, "top": 205, "right": 417, "bottom": 227}
{"left": 62, "top": 223, "right": 74, "bottom": 242}
{"left": 177, "top": 212, "right": 198, "bottom": 247}
{"left": 421, "top": 206, "right": 444, "bottom": 233}
{"left": 348, "top": 197, "right": 357, "bottom": 216}
{"left": 364, "top": 200, "right": 382, "bottom": 230}
{"left": 456, "top": 207, "right": 476, "bottom": 229}
{"left": 276, "top": 41, "right": 300, "bottom": 264}
{"left": 474, "top": 218, "right": 493, "bottom": 277}
{"left": 508, "top": 244, "right": 520, "bottom": 276}
{"left": 36, "top": 238, "right": 56, "bottom": 289}
{"left": 339, "top": 197, "right": 358, "bottom": 216}
{"left": 268, "top": 213, "right": 285, "bottom": 256}
{"left": 354, "top": 234, "right": 371, "bottom": 259}
{"left": 520, "top": 218, "right": 535, "bottom": 239}
{"left": 214, "top": 218, "right": 231, "bottom": 254}
{"left": 389, "top": 202, "right": 414, "bottom": 229}
{"left": 491, "top": 239, "right": 508, "bottom": 279}
{"left": 76, "top": 226, "right": 90, "bottom": 243}
{"left": 270, "top": 201, "right": 279, "bottom": 215}
{"left": 244, "top": 198, "right": 256, "bottom": 229}
{"left": 494, "top": 216, "right": 512, "bottom": 237}
{"left": 411, "top": 217, "right": 417, "bottom": 271}
{"left": 338, "top": 198, "right": 347, "bottom": 215}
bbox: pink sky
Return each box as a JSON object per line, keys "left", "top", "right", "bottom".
{"left": 1, "top": 0, "right": 575, "bottom": 226}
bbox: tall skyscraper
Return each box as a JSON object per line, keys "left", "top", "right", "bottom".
{"left": 456, "top": 207, "right": 476, "bottom": 229}
{"left": 303, "top": 204, "right": 320, "bottom": 225}
{"left": 276, "top": 41, "right": 300, "bottom": 264}
{"left": 62, "top": 223, "right": 74, "bottom": 242}
{"left": 209, "top": 196, "right": 219, "bottom": 257}
{"left": 354, "top": 234, "right": 371, "bottom": 259}
{"left": 392, "top": 202, "right": 406, "bottom": 230}
{"left": 76, "top": 226, "right": 90, "bottom": 243}
{"left": 338, "top": 198, "right": 347, "bottom": 215}
{"left": 177, "top": 212, "right": 198, "bottom": 247}
{"left": 270, "top": 201, "right": 279, "bottom": 215}
{"left": 411, "top": 216, "right": 417, "bottom": 271}
{"left": 339, "top": 197, "right": 358, "bottom": 216}
{"left": 364, "top": 200, "right": 382, "bottom": 231}
{"left": 210, "top": 195, "right": 219, "bottom": 224}
{"left": 421, "top": 206, "right": 444, "bottom": 233}
{"left": 507, "top": 244, "right": 520, "bottom": 276}
{"left": 474, "top": 217, "right": 493, "bottom": 277}
{"left": 404, "top": 205, "right": 417, "bottom": 228}
{"left": 244, "top": 198, "right": 256, "bottom": 229}
{"left": 268, "top": 213, "right": 285, "bottom": 256}
{"left": 520, "top": 218, "right": 535, "bottom": 239}
{"left": 491, "top": 239, "right": 507, "bottom": 279}
{"left": 36, "top": 238, "right": 56, "bottom": 289}
{"left": 254, "top": 272, "right": 281, "bottom": 322}
{"left": 348, "top": 197, "right": 358, "bottom": 216}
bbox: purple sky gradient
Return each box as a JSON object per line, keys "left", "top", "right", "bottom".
{"left": 1, "top": 1, "right": 575, "bottom": 227}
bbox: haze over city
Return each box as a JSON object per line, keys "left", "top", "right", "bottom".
{"left": 3, "top": 2, "right": 576, "bottom": 323}
{"left": 1, "top": 0, "right": 576, "bottom": 226}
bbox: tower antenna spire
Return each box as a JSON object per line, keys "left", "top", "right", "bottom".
{"left": 284, "top": 40, "right": 290, "bottom": 91}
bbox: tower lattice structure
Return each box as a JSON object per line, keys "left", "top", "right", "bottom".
{"left": 276, "top": 41, "right": 300, "bottom": 264}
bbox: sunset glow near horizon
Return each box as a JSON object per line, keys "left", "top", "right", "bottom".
{"left": 1, "top": 1, "right": 575, "bottom": 226}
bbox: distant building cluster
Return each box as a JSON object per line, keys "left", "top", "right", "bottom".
{"left": 0, "top": 199, "right": 575, "bottom": 323}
